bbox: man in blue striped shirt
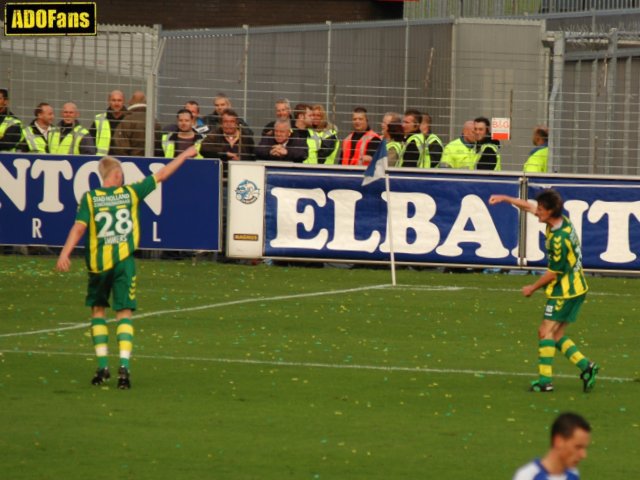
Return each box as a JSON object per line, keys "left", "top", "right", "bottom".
{"left": 513, "top": 412, "right": 591, "bottom": 480}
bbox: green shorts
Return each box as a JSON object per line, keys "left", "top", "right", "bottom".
{"left": 86, "top": 256, "right": 137, "bottom": 311}
{"left": 543, "top": 294, "right": 586, "bottom": 323}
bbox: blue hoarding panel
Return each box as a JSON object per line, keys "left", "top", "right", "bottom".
{"left": 0, "top": 153, "right": 221, "bottom": 251}
{"left": 264, "top": 168, "right": 522, "bottom": 266}
{"left": 527, "top": 176, "right": 640, "bottom": 270}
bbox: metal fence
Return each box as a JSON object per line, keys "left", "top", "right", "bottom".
{"left": 2, "top": 17, "right": 640, "bottom": 174}
{"left": 404, "top": 0, "right": 640, "bottom": 18}
{"left": 157, "top": 19, "right": 547, "bottom": 171}
{"left": 0, "top": 23, "right": 159, "bottom": 132}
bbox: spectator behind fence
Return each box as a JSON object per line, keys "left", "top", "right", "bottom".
{"left": 524, "top": 125, "right": 549, "bottom": 173}
{"left": 163, "top": 101, "right": 210, "bottom": 136}
{"left": 398, "top": 109, "right": 423, "bottom": 168}
{"left": 306, "top": 104, "right": 339, "bottom": 165}
{"left": 440, "top": 120, "right": 477, "bottom": 169}
{"left": 113, "top": 91, "right": 162, "bottom": 157}
{"left": 161, "top": 109, "right": 205, "bottom": 158}
{"left": 201, "top": 108, "right": 255, "bottom": 166}
{"left": 381, "top": 112, "right": 403, "bottom": 167}
{"left": 292, "top": 103, "right": 312, "bottom": 138}
{"left": 474, "top": 116, "right": 501, "bottom": 171}
{"left": 51, "top": 102, "right": 96, "bottom": 155}
{"left": 90, "top": 90, "right": 127, "bottom": 156}
{"left": 21, "top": 102, "right": 57, "bottom": 153}
{"left": 340, "top": 106, "right": 380, "bottom": 166}
{"left": 261, "top": 98, "right": 293, "bottom": 139}
{"left": 0, "top": 89, "right": 23, "bottom": 152}
{"left": 203, "top": 92, "right": 253, "bottom": 137}
{"left": 255, "top": 118, "right": 307, "bottom": 162}
{"left": 512, "top": 412, "right": 591, "bottom": 480}
{"left": 184, "top": 100, "right": 209, "bottom": 134}
{"left": 419, "top": 112, "right": 444, "bottom": 168}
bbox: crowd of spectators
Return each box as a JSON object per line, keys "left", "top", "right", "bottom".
{"left": 0, "top": 88, "right": 549, "bottom": 173}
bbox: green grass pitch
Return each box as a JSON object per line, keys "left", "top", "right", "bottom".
{"left": 1, "top": 255, "right": 639, "bottom": 479}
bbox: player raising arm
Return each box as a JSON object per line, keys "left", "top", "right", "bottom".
{"left": 56, "top": 145, "right": 198, "bottom": 389}
{"left": 489, "top": 190, "right": 599, "bottom": 393}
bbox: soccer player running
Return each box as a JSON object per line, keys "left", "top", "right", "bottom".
{"left": 56, "top": 145, "right": 198, "bottom": 389}
{"left": 489, "top": 189, "right": 599, "bottom": 393}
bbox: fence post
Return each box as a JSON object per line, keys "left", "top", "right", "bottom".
{"left": 243, "top": 24, "right": 249, "bottom": 120}
{"left": 403, "top": 18, "right": 410, "bottom": 112}
{"left": 548, "top": 31, "right": 564, "bottom": 173}
{"left": 604, "top": 28, "right": 618, "bottom": 175}
{"left": 325, "top": 21, "right": 332, "bottom": 112}
{"left": 146, "top": 25, "right": 164, "bottom": 158}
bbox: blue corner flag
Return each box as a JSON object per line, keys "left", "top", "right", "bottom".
{"left": 362, "top": 139, "right": 388, "bottom": 186}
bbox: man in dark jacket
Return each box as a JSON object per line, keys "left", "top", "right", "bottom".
{"left": 203, "top": 92, "right": 253, "bottom": 137}
{"left": 474, "top": 116, "right": 501, "bottom": 171}
{"left": 255, "top": 119, "right": 307, "bottom": 162}
{"left": 113, "top": 91, "right": 162, "bottom": 157}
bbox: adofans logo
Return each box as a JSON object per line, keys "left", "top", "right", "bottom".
{"left": 4, "top": 2, "right": 96, "bottom": 36}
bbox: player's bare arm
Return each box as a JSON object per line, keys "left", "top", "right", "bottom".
{"left": 153, "top": 145, "right": 198, "bottom": 183}
{"left": 522, "top": 270, "right": 557, "bottom": 297}
{"left": 56, "top": 221, "right": 87, "bottom": 272}
{"left": 488, "top": 194, "right": 536, "bottom": 214}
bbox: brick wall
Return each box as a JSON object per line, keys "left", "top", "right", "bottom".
{"left": 0, "top": 0, "right": 403, "bottom": 29}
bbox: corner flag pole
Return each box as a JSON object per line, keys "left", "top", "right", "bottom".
{"left": 362, "top": 139, "right": 396, "bottom": 287}
{"left": 384, "top": 172, "right": 397, "bottom": 287}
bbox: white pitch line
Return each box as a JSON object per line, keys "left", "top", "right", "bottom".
{"left": 399, "top": 284, "right": 635, "bottom": 297}
{"left": 0, "top": 348, "right": 635, "bottom": 383}
{"left": 0, "top": 284, "right": 390, "bottom": 338}
{"left": 0, "top": 282, "right": 631, "bottom": 339}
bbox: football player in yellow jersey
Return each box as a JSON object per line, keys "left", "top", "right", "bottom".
{"left": 489, "top": 189, "right": 599, "bottom": 393}
{"left": 56, "top": 145, "right": 198, "bottom": 389}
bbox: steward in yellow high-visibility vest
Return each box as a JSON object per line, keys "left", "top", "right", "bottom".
{"left": 419, "top": 132, "right": 444, "bottom": 168}
{"left": 441, "top": 120, "right": 477, "bottom": 169}
{"left": 305, "top": 104, "right": 339, "bottom": 164}
{"left": 21, "top": 103, "right": 57, "bottom": 153}
{"left": 386, "top": 140, "right": 404, "bottom": 167}
{"left": 50, "top": 121, "right": 96, "bottom": 155}
{"left": 161, "top": 132, "right": 204, "bottom": 158}
{"left": 162, "top": 108, "right": 207, "bottom": 159}
{"left": 90, "top": 90, "right": 128, "bottom": 155}
{"left": 441, "top": 137, "right": 477, "bottom": 169}
{"left": 0, "top": 89, "right": 23, "bottom": 152}
{"left": 474, "top": 116, "right": 501, "bottom": 171}
{"left": 524, "top": 125, "right": 549, "bottom": 173}
{"left": 418, "top": 112, "right": 444, "bottom": 168}
{"left": 398, "top": 109, "right": 423, "bottom": 168}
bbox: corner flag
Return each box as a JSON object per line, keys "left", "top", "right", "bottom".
{"left": 362, "top": 139, "right": 388, "bottom": 186}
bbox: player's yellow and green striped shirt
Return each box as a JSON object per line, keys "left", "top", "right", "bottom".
{"left": 76, "top": 175, "right": 157, "bottom": 273}
{"left": 545, "top": 215, "right": 588, "bottom": 299}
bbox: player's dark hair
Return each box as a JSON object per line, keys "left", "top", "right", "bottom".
{"left": 0, "top": 88, "right": 8, "bottom": 99}
{"left": 550, "top": 412, "right": 591, "bottom": 444}
{"left": 353, "top": 106, "right": 368, "bottom": 115}
{"left": 535, "top": 189, "right": 564, "bottom": 218}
